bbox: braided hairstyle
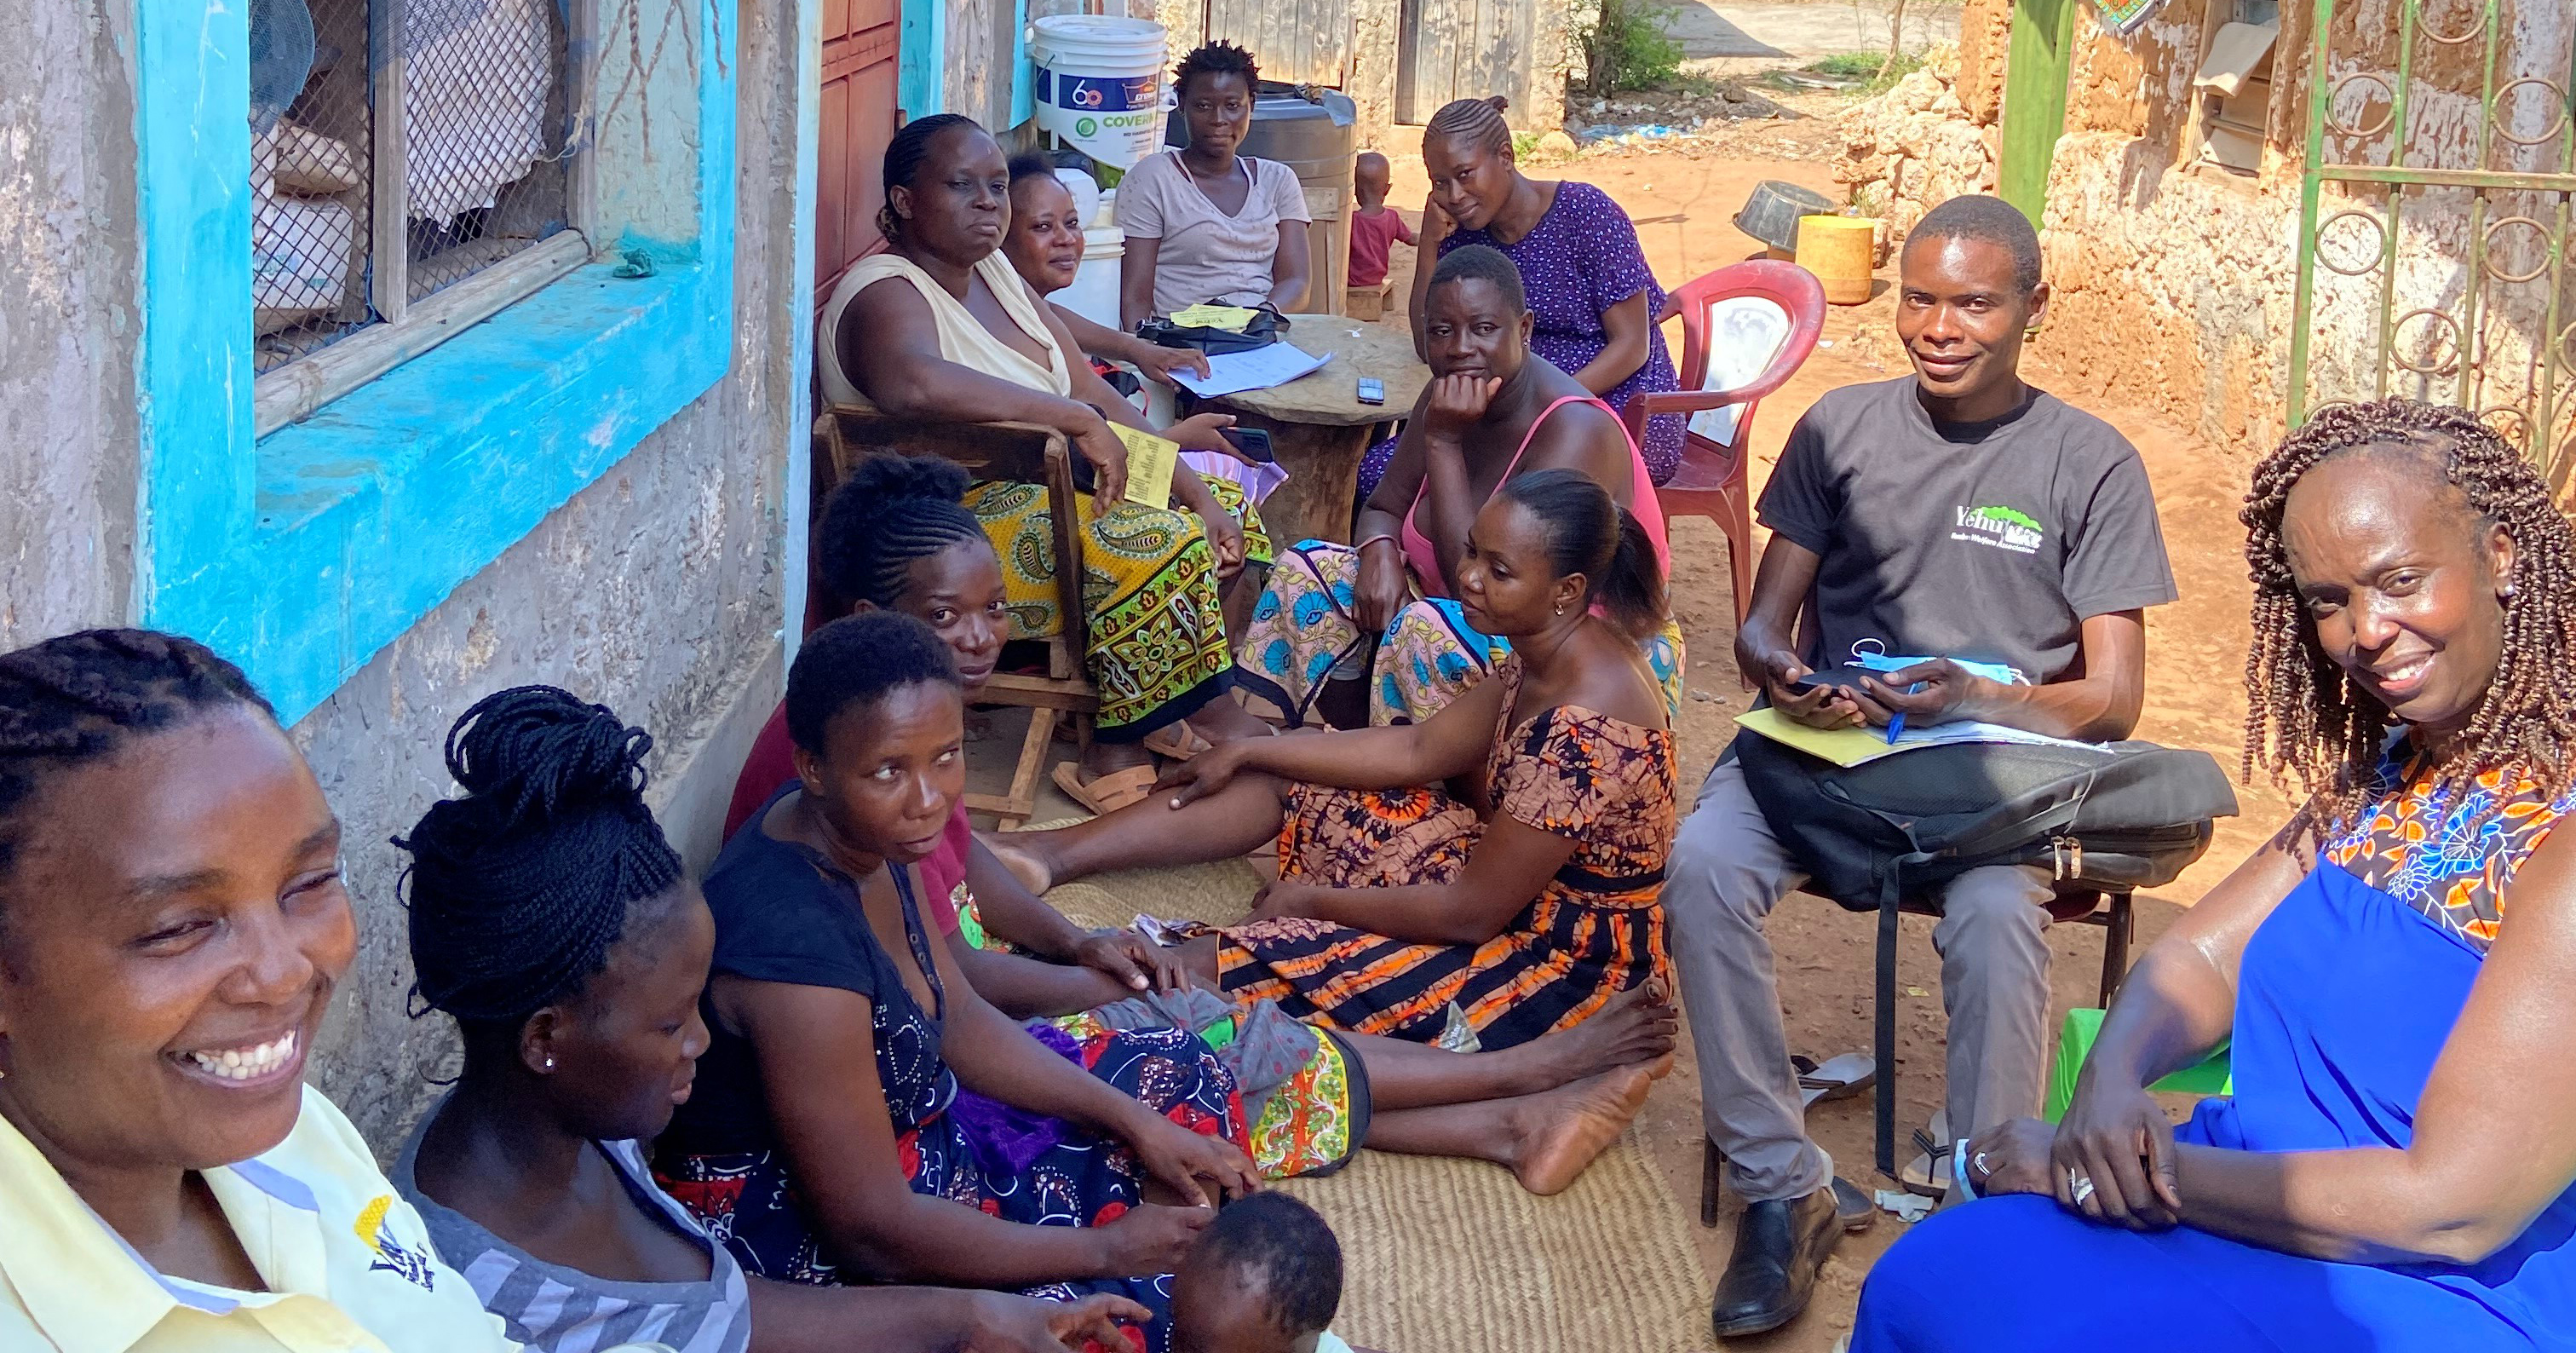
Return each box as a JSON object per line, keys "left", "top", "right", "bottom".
{"left": 1425, "top": 95, "right": 1513, "bottom": 158}
{"left": 819, "top": 455, "right": 989, "bottom": 608}
{"left": 1173, "top": 40, "right": 1258, "bottom": 101}
{"left": 0, "top": 630, "right": 272, "bottom": 913}
{"left": 877, "top": 112, "right": 987, "bottom": 245}
{"left": 2241, "top": 396, "right": 2576, "bottom": 842}
{"left": 396, "top": 686, "right": 683, "bottom": 1030}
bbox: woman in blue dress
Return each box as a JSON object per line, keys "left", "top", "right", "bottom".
{"left": 1853, "top": 397, "right": 2576, "bottom": 1351}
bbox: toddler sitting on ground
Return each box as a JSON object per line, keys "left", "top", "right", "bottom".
{"left": 1170, "top": 1193, "right": 1370, "bottom": 1353}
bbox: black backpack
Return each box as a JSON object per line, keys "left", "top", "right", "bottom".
{"left": 1733, "top": 730, "right": 2240, "bottom": 913}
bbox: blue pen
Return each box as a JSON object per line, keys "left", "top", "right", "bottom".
{"left": 1886, "top": 682, "right": 1923, "bottom": 744}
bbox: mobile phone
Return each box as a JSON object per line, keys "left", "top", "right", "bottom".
{"left": 1219, "top": 427, "right": 1276, "bottom": 463}
{"left": 1790, "top": 665, "right": 1877, "bottom": 694}
{"left": 1356, "top": 377, "right": 1386, "bottom": 405}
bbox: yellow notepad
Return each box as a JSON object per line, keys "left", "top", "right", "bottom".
{"left": 1732, "top": 707, "right": 1906, "bottom": 768}
{"left": 1113, "top": 424, "right": 1180, "bottom": 510}
{"left": 1170, "top": 302, "right": 1259, "bottom": 332}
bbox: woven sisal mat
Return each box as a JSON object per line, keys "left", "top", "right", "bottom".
{"left": 1034, "top": 820, "right": 1711, "bottom": 1353}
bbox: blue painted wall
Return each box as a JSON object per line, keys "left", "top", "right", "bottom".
{"left": 136, "top": 0, "right": 740, "bottom": 723}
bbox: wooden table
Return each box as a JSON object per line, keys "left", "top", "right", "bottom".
{"left": 1210, "top": 320, "right": 1430, "bottom": 547}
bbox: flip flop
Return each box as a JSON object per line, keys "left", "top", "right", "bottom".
{"left": 1050, "top": 763, "right": 1159, "bottom": 816}
{"left": 1142, "top": 725, "right": 1213, "bottom": 762}
{"left": 1795, "top": 1052, "right": 1876, "bottom": 1110}
{"left": 1900, "top": 1110, "right": 1956, "bottom": 1199}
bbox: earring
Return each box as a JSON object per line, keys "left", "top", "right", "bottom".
{"left": 1555, "top": 603, "right": 1566, "bottom": 616}
{"left": 542, "top": 1056, "right": 555, "bottom": 1071}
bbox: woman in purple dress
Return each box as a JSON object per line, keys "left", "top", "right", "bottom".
{"left": 1359, "top": 95, "right": 1682, "bottom": 496}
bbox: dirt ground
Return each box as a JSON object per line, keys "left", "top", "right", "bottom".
{"left": 982, "top": 130, "right": 2294, "bottom": 1348}
{"left": 1365, "top": 146, "right": 2294, "bottom": 1347}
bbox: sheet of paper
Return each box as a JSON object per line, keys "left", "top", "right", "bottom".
{"left": 1732, "top": 708, "right": 2103, "bottom": 769}
{"left": 1169, "top": 302, "right": 1260, "bottom": 332}
{"left": 1112, "top": 424, "right": 1179, "bottom": 510}
{"left": 1169, "top": 343, "right": 1333, "bottom": 399}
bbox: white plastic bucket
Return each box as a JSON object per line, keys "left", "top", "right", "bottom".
{"left": 1057, "top": 222, "right": 1125, "bottom": 329}
{"left": 1029, "top": 14, "right": 1170, "bottom": 170}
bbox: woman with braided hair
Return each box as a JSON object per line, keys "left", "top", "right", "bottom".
{"left": 823, "top": 112, "right": 1279, "bottom": 815}
{"left": 658, "top": 613, "right": 1258, "bottom": 1353}
{"left": 394, "top": 684, "right": 1146, "bottom": 1353}
{"left": 1852, "top": 398, "right": 2576, "bottom": 1351}
{"left": 0, "top": 629, "right": 549, "bottom": 1350}
{"left": 1359, "top": 95, "right": 1682, "bottom": 497}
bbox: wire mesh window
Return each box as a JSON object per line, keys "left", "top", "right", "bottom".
{"left": 251, "top": 0, "right": 577, "bottom": 373}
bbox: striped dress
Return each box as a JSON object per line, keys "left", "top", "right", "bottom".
{"left": 1215, "top": 656, "right": 1678, "bottom": 1048}
{"left": 394, "top": 1126, "right": 751, "bottom": 1353}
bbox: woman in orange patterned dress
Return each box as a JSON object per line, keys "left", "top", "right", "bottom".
{"left": 996, "top": 469, "right": 1680, "bottom": 1057}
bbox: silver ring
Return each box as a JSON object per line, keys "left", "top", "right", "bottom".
{"left": 2070, "top": 1172, "right": 2096, "bottom": 1206}
{"left": 1972, "top": 1150, "right": 1992, "bottom": 1177}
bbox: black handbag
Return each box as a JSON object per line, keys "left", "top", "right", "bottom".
{"left": 1732, "top": 729, "right": 2240, "bottom": 913}
{"left": 1135, "top": 305, "right": 1285, "bottom": 356}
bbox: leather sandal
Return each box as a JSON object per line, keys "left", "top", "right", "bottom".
{"left": 1142, "top": 725, "right": 1212, "bottom": 762}
{"left": 1051, "top": 763, "right": 1159, "bottom": 816}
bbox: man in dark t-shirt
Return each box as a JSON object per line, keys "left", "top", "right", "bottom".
{"left": 1669, "top": 196, "right": 2178, "bottom": 1337}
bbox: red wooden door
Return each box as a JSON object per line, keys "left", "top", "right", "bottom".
{"left": 817, "top": 0, "right": 900, "bottom": 304}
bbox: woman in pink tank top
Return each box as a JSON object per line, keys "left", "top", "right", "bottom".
{"left": 1237, "top": 245, "right": 1683, "bottom": 729}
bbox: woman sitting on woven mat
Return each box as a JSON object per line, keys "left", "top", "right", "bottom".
{"left": 657, "top": 613, "right": 1257, "bottom": 1353}
{"left": 1854, "top": 399, "right": 2576, "bottom": 1352}
{"left": 993, "top": 469, "right": 1681, "bottom": 1058}
{"left": 727, "top": 461, "right": 1681, "bottom": 1192}
{"left": 1236, "top": 245, "right": 1682, "bottom": 732}
{"left": 821, "top": 112, "right": 1277, "bottom": 815}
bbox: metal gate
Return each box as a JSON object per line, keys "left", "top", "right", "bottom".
{"left": 2286, "top": 0, "right": 2576, "bottom": 493}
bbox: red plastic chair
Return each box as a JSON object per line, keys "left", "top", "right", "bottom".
{"left": 1620, "top": 260, "right": 1827, "bottom": 633}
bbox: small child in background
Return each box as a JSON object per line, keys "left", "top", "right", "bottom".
{"left": 1345, "top": 151, "right": 1415, "bottom": 297}
{"left": 1170, "top": 1193, "right": 1371, "bottom": 1353}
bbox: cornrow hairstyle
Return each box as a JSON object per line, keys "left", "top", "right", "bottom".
{"left": 0, "top": 630, "right": 272, "bottom": 901}
{"left": 1188, "top": 1192, "right": 1342, "bottom": 1336}
{"left": 1424, "top": 95, "right": 1513, "bottom": 158}
{"left": 818, "top": 455, "right": 989, "bottom": 607}
{"left": 396, "top": 686, "right": 683, "bottom": 1027}
{"left": 1907, "top": 193, "right": 2044, "bottom": 296}
{"left": 784, "top": 612, "right": 963, "bottom": 757}
{"left": 1006, "top": 151, "right": 1059, "bottom": 187}
{"left": 877, "top": 112, "right": 988, "bottom": 245}
{"left": 1173, "top": 40, "right": 1258, "bottom": 101}
{"left": 1427, "top": 242, "right": 1528, "bottom": 314}
{"left": 2240, "top": 396, "right": 2576, "bottom": 843}
{"left": 1497, "top": 467, "right": 1669, "bottom": 642}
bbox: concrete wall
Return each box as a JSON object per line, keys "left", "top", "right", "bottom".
{"left": 1, "top": 0, "right": 801, "bottom": 1151}
{"left": 298, "top": 0, "right": 803, "bottom": 1149}
{"left": 0, "top": 0, "right": 141, "bottom": 649}
{"left": 1835, "top": 0, "right": 2576, "bottom": 463}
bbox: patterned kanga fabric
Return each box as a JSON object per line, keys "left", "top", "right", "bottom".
{"left": 2325, "top": 751, "right": 2576, "bottom": 954}
{"left": 1216, "top": 656, "right": 1678, "bottom": 1049}
{"left": 965, "top": 475, "right": 1270, "bottom": 732}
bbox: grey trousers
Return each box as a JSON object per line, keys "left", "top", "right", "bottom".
{"left": 1666, "top": 760, "right": 2055, "bottom": 1203}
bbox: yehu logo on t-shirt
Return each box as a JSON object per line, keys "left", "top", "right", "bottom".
{"left": 1952, "top": 504, "right": 2045, "bottom": 556}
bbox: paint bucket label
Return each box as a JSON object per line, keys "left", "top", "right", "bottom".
{"left": 1050, "top": 71, "right": 1158, "bottom": 113}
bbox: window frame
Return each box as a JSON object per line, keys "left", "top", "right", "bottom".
{"left": 138, "top": 0, "right": 739, "bottom": 723}
{"left": 252, "top": 0, "right": 602, "bottom": 435}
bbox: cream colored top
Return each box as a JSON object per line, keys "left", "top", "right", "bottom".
{"left": 818, "top": 249, "right": 1072, "bottom": 407}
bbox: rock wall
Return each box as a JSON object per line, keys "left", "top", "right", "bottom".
{"left": 1834, "top": 0, "right": 2576, "bottom": 463}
